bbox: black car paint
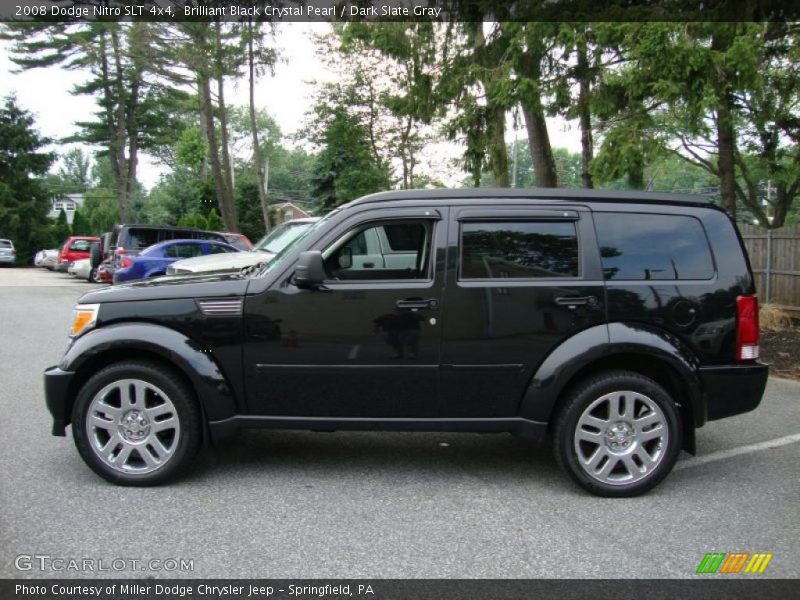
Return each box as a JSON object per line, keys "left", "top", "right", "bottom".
{"left": 44, "top": 189, "right": 768, "bottom": 449}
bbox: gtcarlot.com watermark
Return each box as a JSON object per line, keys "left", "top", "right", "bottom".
{"left": 14, "top": 554, "right": 194, "bottom": 573}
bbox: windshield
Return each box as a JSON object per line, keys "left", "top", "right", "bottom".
{"left": 256, "top": 212, "right": 337, "bottom": 278}
{"left": 255, "top": 221, "right": 315, "bottom": 253}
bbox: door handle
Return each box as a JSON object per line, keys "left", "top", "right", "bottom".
{"left": 555, "top": 295, "right": 598, "bottom": 307}
{"left": 396, "top": 298, "right": 439, "bottom": 310}
{"left": 363, "top": 262, "right": 375, "bottom": 268}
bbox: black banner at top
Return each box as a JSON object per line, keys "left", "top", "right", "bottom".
{"left": 3, "top": 0, "right": 800, "bottom": 23}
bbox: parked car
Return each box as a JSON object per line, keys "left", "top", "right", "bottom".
{"left": 45, "top": 188, "right": 768, "bottom": 496}
{"left": 166, "top": 218, "right": 319, "bottom": 275}
{"left": 0, "top": 239, "right": 16, "bottom": 266}
{"left": 67, "top": 258, "right": 94, "bottom": 281}
{"left": 218, "top": 232, "right": 253, "bottom": 251}
{"left": 35, "top": 249, "right": 57, "bottom": 268}
{"left": 92, "top": 224, "right": 229, "bottom": 283}
{"left": 55, "top": 236, "right": 100, "bottom": 272}
{"left": 113, "top": 238, "right": 240, "bottom": 283}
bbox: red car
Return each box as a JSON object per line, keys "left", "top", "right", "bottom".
{"left": 55, "top": 236, "right": 100, "bottom": 272}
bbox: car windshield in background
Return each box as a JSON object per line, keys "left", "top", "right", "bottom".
{"left": 256, "top": 222, "right": 314, "bottom": 253}
{"left": 259, "top": 214, "right": 334, "bottom": 277}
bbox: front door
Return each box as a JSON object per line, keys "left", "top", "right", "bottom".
{"left": 243, "top": 209, "right": 446, "bottom": 418}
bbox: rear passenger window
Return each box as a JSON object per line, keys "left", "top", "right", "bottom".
{"left": 127, "top": 229, "right": 160, "bottom": 251}
{"left": 594, "top": 213, "right": 714, "bottom": 280}
{"left": 461, "top": 221, "right": 579, "bottom": 279}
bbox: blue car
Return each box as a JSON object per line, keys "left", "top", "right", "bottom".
{"left": 113, "top": 239, "right": 239, "bottom": 283}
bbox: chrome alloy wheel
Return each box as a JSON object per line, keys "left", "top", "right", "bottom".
{"left": 85, "top": 378, "right": 181, "bottom": 474}
{"left": 573, "top": 390, "right": 668, "bottom": 486}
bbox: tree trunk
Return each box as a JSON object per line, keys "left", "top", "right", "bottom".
{"left": 576, "top": 37, "right": 594, "bottom": 189}
{"left": 198, "top": 73, "right": 233, "bottom": 230}
{"left": 248, "top": 20, "right": 270, "bottom": 233}
{"left": 518, "top": 54, "right": 558, "bottom": 187}
{"left": 522, "top": 104, "right": 558, "bottom": 187}
{"left": 214, "top": 21, "right": 238, "bottom": 231}
{"left": 711, "top": 32, "right": 737, "bottom": 219}
{"left": 110, "top": 26, "right": 130, "bottom": 222}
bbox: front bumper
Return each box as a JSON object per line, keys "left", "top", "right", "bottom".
{"left": 700, "top": 362, "right": 769, "bottom": 422}
{"left": 44, "top": 366, "right": 75, "bottom": 436}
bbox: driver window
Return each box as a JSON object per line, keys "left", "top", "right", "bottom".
{"left": 323, "top": 220, "right": 433, "bottom": 281}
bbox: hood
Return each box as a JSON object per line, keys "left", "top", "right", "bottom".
{"left": 79, "top": 271, "right": 249, "bottom": 304}
{"left": 167, "top": 250, "right": 276, "bottom": 274}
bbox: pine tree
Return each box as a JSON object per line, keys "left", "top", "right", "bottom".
{"left": 206, "top": 208, "right": 224, "bottom": 231}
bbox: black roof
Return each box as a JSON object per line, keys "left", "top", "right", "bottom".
{"left": 352, "top": 187, "right": 712, "bottom": 207}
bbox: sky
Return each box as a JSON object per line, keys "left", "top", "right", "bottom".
{"left": 0, "top": 22, "right": 583, "bottom": 191}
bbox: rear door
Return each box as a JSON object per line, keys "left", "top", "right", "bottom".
{"left": 439, "top": 205, "right": 606, "bottom": 417}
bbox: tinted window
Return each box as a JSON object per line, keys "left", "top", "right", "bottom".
{"left": 164, "top": 243, "right": 203, "bottom": 259}
{"left": 0, "top": 240, "right": 12, "bottom": 248}
{"left": 594, "top": 213, "right": 714, "bottom": 280}
{"left": 384, "top": 223, "right": 425, "bottom": 252}
{"left": 461, "top": 221, "right": 579, "bottom": 279}
{"left": 125, "top": 229, "right": 160, "bottom": 251}
{"left": 207, "top": 244, "right": 235, "bottom": 255}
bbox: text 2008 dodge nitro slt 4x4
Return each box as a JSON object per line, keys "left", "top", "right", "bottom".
{"left": 44, "top": 189, "right": 768, "bottom": 496}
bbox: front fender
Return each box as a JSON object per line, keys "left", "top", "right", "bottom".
{"left": 60, "top": 322, "right": 239, "bottom": 423}
{"left": 521, "top": 322, "right": 705, "bottom": 427}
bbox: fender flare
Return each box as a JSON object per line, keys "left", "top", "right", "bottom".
{"left": 520, "top": 322, "right": 705, "bottom": 428}
{"left": 60, "top": 322, "right": 239, "bottom": 424}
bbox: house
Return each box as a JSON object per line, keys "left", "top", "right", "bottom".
{"left": 48, "top": 193, "right": 85, "bottom": 225}
{"left": 272, "top": 202, "right": 311, "bottom": 224}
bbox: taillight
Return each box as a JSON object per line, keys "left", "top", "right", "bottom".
{"left": 736, "top": 295, "right": 759, "bottom": 361}
{"left": 121, "top": 257, "right": 133, "bottom": 268}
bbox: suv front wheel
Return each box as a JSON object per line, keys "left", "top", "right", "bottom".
{"left": 554, "top": 371, "right": 681, "bottom": 497}
{"left": 72, "top": 361, "right": 201, "bottom": 485}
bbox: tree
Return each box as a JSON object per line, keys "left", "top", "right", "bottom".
{"left": 206, "top": 208, "right": 224, "bottom": 231}
{"left": 71, "top": 207, "right": 92, "bottom": 236}
{"left": 56, "top": 148, "right": 93, "bottom": 193}
{"left": 310, "top": 106, "right": 392, "bottom": 210}
{"left": 1, "top": 22, "right": 189, "bottom": 223}
{"left": 0, "top": 96, "right": 55, "bottom": 262}
{"left": 53, "top": 209, "right": 71, "bottom": 246}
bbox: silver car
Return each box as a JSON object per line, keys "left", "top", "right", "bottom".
{"left": 35, "top": 249, "right": 58, "bottom": 269}
{"left": 0, "top": 239, "right": 15, "bottom": 265}
{"left": 166, "top": 218, "right": 319, "bottom": 275}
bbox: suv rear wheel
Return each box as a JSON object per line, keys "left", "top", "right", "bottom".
{"left": 554, "top": 371, "right": 681, "bottom": 497}
{"left": 72, "top": 361, "right": 201, "bottom": 485}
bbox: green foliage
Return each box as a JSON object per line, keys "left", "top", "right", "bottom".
{"left": 70, "top": 207, "right": 91, "bottom": 236}
{"left": 0, "top": 95, "right": 55, "bottom": 262}
{"left": 177, "top": 213, "right": 208, "bottom": 230}
{"left": 206, "top": 208, "right": 224, "bottom": 231}
{"left": 175, "top": 126, "right": 208, "bottom": 171}
{"left": 53, "top": 209, "right": 71, "bottom": 246}
{"left": 310, "top": 106, "right": 393, "bottom": 210}
{"left": 81, "top": 189, "right": 119, "bottom": 234}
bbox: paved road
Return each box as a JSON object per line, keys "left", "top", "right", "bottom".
{"left": 0, "top": 268, "right": 798, "bottom": 579}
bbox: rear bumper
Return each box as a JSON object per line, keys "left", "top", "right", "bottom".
{"left": 44, "top": 366, "right": 75, "bottom": 436}
{"left": 700, "top": 362, "right": 769, "bottom": 422}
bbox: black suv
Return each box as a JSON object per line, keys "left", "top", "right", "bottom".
{"left": 44, "top": 189, "right": 768, "bottom": 496}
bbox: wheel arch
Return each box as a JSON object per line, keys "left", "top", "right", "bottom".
{"left": 59, "top": 322, "right": 239, "bottom": 439}
{"left": 521, "top": 322, "right": 706, "bottom": 454}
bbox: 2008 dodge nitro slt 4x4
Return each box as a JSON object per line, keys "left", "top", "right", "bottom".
{"left": 44, "top": 189, "right": 768, "bottom": 496}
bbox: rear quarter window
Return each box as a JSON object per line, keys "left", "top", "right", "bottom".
{"left": 594, "top": 212, "right": 715, "bottom": 280}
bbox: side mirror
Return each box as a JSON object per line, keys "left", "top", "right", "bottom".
{"left": 294, "top": 251, "right": 326, "bottom": 288}
{"left": 338, "top": 246, "right": 352, "bottom": 269}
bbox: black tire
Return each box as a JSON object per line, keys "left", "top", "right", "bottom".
{"left": 71, "top": 361, "right": 202, "bottom": 486}
{"left": 89, "top": 243, "right": 101, "bottom": 268}
{"left": 553, "top": 370, "right": 682, "bottom": 497}
{"left": 88, "top": 267, "right": 100, "bottom": 283}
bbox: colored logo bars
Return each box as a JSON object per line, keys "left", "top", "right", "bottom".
{"left": 696, "top": 552, "right": 773, "bottom": 574}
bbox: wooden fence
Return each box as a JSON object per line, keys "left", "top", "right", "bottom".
{"left": 739, "top": 223, "right": 800, "bottom": 314}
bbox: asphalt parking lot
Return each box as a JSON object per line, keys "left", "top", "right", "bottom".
{"left": 0, "top": 267, "right": 798, "bottom": 579}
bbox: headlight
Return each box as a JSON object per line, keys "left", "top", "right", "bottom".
{"left": 69, "top": 303, "right": 100, "bottom": 338}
